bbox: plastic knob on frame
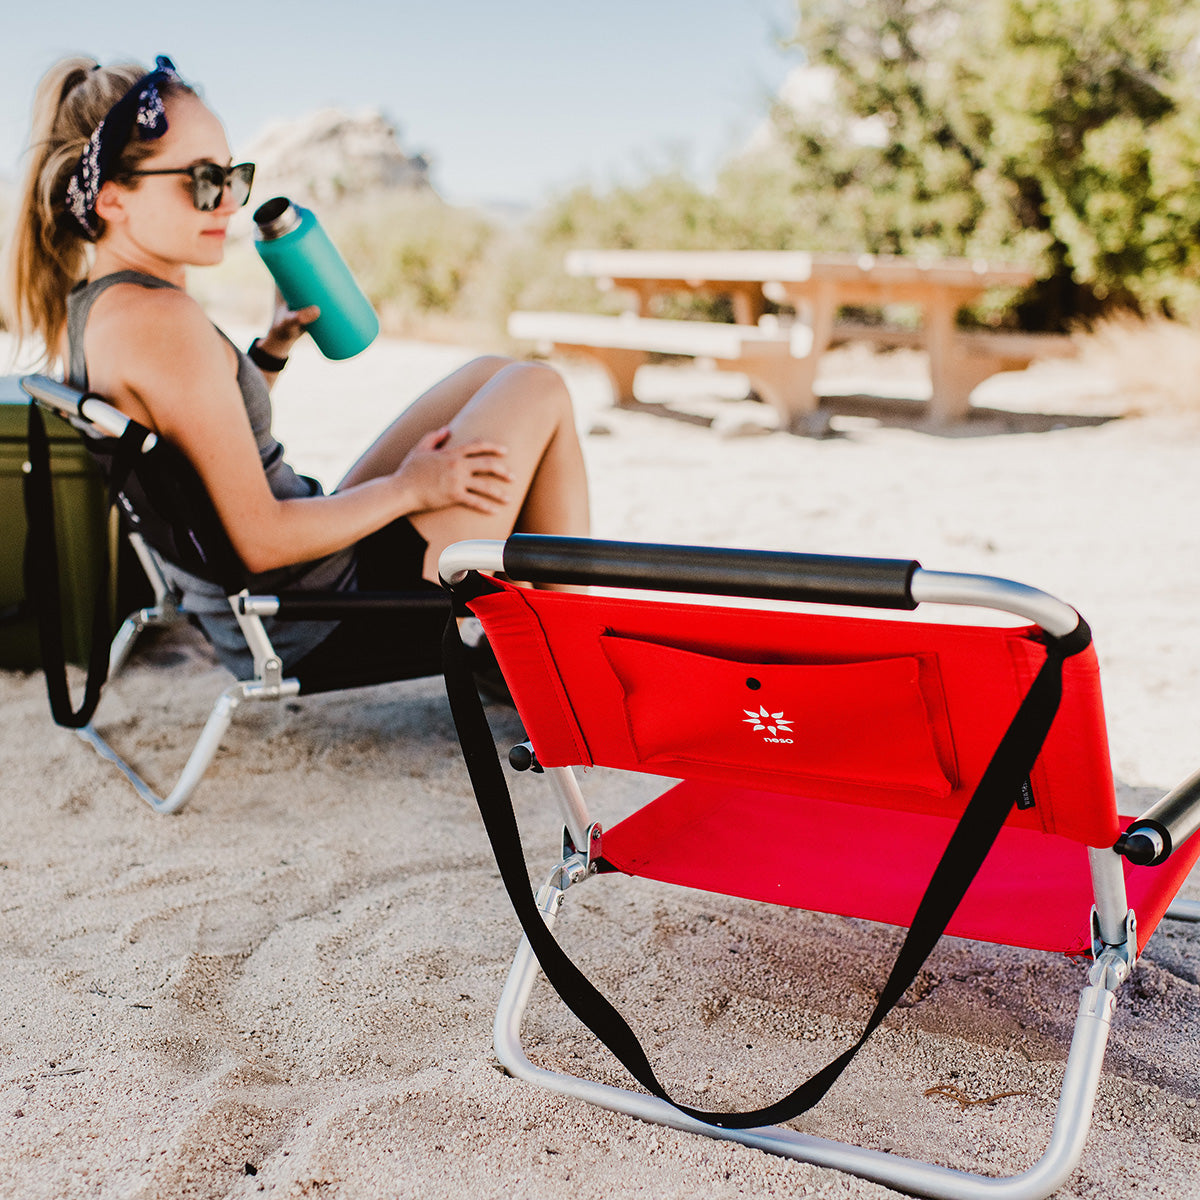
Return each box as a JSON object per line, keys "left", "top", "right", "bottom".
{"left": 509, "top": 742, "right": 542, "bottom": 773}
{"left": 1114, "top": 827, "right": 1167, "bottom": 866}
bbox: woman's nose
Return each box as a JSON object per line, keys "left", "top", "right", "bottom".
{"left": 215, "top": 179, "right": 241, "bottom": 214}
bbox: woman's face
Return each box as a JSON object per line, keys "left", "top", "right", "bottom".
{"left": 97, "top": 92, "right": 243, "bottom": 271}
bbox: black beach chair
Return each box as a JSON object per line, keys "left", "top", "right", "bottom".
{"left": 20, "top": 373, "right": 450, "bottom": 814}
{"left": 439, "top": 534, "right": 1200, "bottom": 1200}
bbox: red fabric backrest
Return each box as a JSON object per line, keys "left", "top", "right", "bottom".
{"left": 470, "top": 582, "right": 1120, "bottom": 847}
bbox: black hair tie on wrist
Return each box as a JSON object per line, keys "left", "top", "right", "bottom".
{"left": 248, "top": 338, "right": 289, "bottom": 373}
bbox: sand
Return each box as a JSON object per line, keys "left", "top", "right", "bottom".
{"left": 1, "top": 331, "right": 1198, "bottom": 1199}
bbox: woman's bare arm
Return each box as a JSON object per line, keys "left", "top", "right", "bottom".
{"left": 82, "top": 285, "right": 511, "bottom": 574}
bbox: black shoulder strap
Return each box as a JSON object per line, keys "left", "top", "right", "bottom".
{"left": 23, "top": 402, "right": 144, "bottom": 729}
{"left": 442, "top": 587, "right": 1091, "bottom": 1129}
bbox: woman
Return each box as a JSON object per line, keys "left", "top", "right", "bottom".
{"left": 2, "top": 56, "right": 589, "bottom": 683}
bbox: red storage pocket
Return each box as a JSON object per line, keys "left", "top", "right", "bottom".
{"left": 600, "top": 634, "right": 955, "bottom": 799}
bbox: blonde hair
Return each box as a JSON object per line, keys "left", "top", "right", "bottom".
{"left": 0, "top": 57, "right": 192, "bottom": 365}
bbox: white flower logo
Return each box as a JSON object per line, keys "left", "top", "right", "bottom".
{"left": 743, "top": 705, "right": 793, "bottom": 736}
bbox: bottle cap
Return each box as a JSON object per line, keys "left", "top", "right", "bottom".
{"left": 253, "top": 197, "right": 301, "bottom": 240}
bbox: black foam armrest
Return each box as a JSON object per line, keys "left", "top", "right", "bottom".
{"left": 501, "top": 534, "right": 919, "bottom": 610}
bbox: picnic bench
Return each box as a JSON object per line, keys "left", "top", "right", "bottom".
{"left": 506, "top": 311, "right": 813, "bottom": 423}
{"left": 508, "top": 250, "right": 1075, "bottom": 428}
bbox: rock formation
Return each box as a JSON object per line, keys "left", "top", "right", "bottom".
{"left": 244, "top": 108, "right": 435, "bottom": 208}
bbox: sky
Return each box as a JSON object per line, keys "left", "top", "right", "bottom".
{"left": 1, "top": 0, "right": 799, "bottom": 208}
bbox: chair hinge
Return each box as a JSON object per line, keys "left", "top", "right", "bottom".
{"left": 548, "top": 847, "right": 593, "bottom": 896}
{"left": 534, "top": 854, "right": 590, "bottom": 926}
{"left": 1089, "top": 907, "right": 1137, "bottom": 989}
{"left": 562, "top": 822, "right": 602, "bottom": 873}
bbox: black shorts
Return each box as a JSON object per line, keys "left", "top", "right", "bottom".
{"left": 289, "top": 517, "right": 448, "bottom": 692}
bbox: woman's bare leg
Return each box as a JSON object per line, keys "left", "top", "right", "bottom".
{"left": 407, "top": 360, "right": 590, "bottom": 582}
{"left": 337, "top": 355, "right": 589, "bottom": 583}
{"left": 337, "top": 355, "right": 513, "bottom": 489}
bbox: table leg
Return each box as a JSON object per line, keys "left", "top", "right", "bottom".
{"left": 808, "top": 281, "right": 837, "bottom": 364}
{"left": 744, "top": 281, "right": 837, "bottom": 432}
{"left": 733, "top": 347, "right": 820, "bottom": 432}
{"left": 724, "top": 281, "right": 837, "bottom": 432}
{"left": 632, "top": 284, "right": 656, "bottom": 318}
{"left": 731, "top": 286, "right": 767, "bottom": 326}
{"left": 925, "top": 292, "right": 972, "bottom": 424}
{"left": 556, "top": 344, "right": 649, "bottom": 408}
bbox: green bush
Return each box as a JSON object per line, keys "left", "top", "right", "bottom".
{"left": 776, "top": 0, "right": 1200, "bottom": 325}
{"left": 326, "top": 192, "right": 497, "bottom": 332}
{"left": 499, "top": 169, "right": 824, "bottom": 325}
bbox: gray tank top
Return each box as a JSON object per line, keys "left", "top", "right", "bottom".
{"left": 66, "top": 271, "right": 355, "bottom": 676}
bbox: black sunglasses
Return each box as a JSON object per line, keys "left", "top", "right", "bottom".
{"left": 123, "top": 161, "right": 255, "bottom": 212}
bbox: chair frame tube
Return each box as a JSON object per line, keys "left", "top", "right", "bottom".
{"left": 21, "top": 373, "right": 159, "bottom": 451}
{"left": 441, "top": 539, "right": 1081, "bottom": 636}
{"left": 494, "top": 863, "right": 1122, "bottom": 1200}
{"left": 1117, "top": 766, "right": 1200, "bottom": 866}
{"left": 77, "top": 588, "right": 301, "bottom": 815}
{"left": 1165, "top": 898, "right": 1200, "bottom": 922}
{"left": 106, "top": 531, "right": 179, "bottom": 677}
{"left": 75, "top": 679, "right": 299, "bottom": 815}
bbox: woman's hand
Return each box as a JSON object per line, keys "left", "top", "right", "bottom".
{"left": 259, "top": 289, "right": 320, "bottom": 359}
{"left": 393, "top": 427, "right": 513, "bottom": 515}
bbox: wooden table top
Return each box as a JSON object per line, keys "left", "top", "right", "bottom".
{"left": 564, "top": 249, "right": 1035, "bottom": 291}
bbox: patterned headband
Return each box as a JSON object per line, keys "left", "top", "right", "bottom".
{"left": 65, "top": 55, "right": 182, "bottom": 239}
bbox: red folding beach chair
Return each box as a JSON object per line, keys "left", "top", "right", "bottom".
{"left": 439, "top": 534, "right": 1200, "bottom": 1200}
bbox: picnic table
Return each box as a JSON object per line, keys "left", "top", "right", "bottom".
{"left": 509, "top": 249, "right": 1073, "bottom": 428}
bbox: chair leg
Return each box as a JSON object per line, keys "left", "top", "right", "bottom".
{"left": 492, "top": 865, "right": 1119, "bottom": 1200}
{"left": 1164, "top": 898, "right": 1200, "bottom": 922}
{"left": 108, "top": 530, "right": 183, "bottom": 679}
{"left": 76, "top": 677, "right": 300, "bottom": 814}
{"left": 107, "top": 602, "right": 180, "bottom": 679}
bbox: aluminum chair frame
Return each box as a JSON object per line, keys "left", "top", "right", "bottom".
{"left": 440, "top": 537, "right": 1200, "bottom": 1200}
{"left": 21, "top": 373, "right": 447, "bottom": 815}
{"left": 75, "top": 539, "right": 305, "bottom": 815}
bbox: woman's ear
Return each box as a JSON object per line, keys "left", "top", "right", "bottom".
{"left": 93, "top": 179, "right": 127, "bottom": 228}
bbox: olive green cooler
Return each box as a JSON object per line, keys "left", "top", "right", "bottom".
{"left": 0, "top": 375, "right": 110, "bottom": 670}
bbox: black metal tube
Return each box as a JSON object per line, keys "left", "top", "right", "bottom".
{"left": 1115, "top": 766, "right": 1200, "bottom": 865}
{"left": 501, "top": 535, "right": 919, "bottom": 610}
{"left": 265, "top": 590, "right": 449, "bottom": 620}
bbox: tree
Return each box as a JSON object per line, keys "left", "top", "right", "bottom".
{"left": 776, "top": 0, "right": 1200, "bottom": 325}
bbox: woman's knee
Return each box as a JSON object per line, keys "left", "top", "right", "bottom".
{"left": 459, "top": 354, "right": 516, "bottom": 391}
{"left": 498, "top": 360, "right": 574, "bottom": 422}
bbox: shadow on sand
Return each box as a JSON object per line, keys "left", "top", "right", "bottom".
{"left": 813, "top": 392, "right": 1122, "bottom": 439}
{"left": 606, "top": 391, "right": 1121, "bottom": 439}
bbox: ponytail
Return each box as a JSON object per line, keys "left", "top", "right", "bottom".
{"left": 0, "top": 57, "right": 190, "bottom": 365}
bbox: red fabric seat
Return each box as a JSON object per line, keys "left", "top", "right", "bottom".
{"left": 600, "top": 780, "right": 1200, "bottom": 955}
{"left": 468, "top": 580, "right": 1195, "bottom": 956}
{"left": 472, "top": 583, "right": 1119, "bottom": 842}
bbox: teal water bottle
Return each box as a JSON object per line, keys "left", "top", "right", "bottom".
{"left": 252, "top": 197, "right": 379, "bottom": 360}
